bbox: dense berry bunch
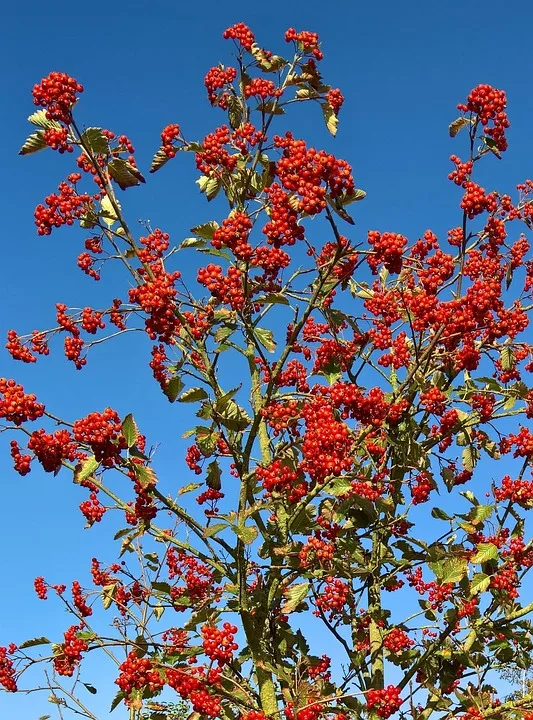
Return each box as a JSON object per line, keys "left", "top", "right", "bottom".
{"left": 494, "top": 475, "right": 533, "bottom": 506}
{"left": 0, "top": 646, "right": 17, "bottom": 692}
{"left": 28, "top": 428, "right": 78, "bottom": 473}
{"left": 160, "top": 124, "right": 181, "bottom": 157}
{"left": 115, "top": 652, "right": 164, "bottom": 694}
{"left": 0, "top": 379, "right": 44, "bottom": 426}
{"left": 222, "top": 22, "right": 255, "bottom": 51}
{"left": 72, "top": 408, "right": 125, "bottom": 466}
{"left": 34, "top": 177, "right": 93, "bottom": 236}
{"left": 43, "top": 126, "right": 73, "bottom": 153}
{"left": 367, "top": 231, "right": 407, "bottom": 274}
{"left": 366, "top": 686, "right": 402, "bottom": 719}
{"left": 244, "top": 78, "right": 282, "bottom": 100}
{"left": 326, "top": 88, "right": 344, "bottom": 114}
{"left": 457, "top": 84, "right": 510, "bottom": 152}
{"left": 53, "top": 624, "right": 88, "bottom": 676}
{"left": 201, "top": 623, "right": 238, "bottom": 666}
{"left": 212, "top": 212, "right": 253, "bottom": 259}
{"left": 285, "top": 28, "right": 323, "bottom": 60}
{"left": 32, "top": 71, "right": 83, "bottom": 123}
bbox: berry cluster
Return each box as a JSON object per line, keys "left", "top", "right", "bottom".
{"left": 161, "top": 124, "right": 181, "bottom": 157}
{"left": 0, "top": 379, "right": 45, "bottom": 426}
{"left": 32, "top": 71, "right": 83, "bottom": 123}
{"left": 285, "top": 28, "right": 323, "bottom": 60}
{"left": 53, "top": 624, "right": 88, "bottom": 676}
{"left": 0, "top": 646, "right": 17, "bottom": 692}
{"left": 72, "top": 408, "right": 126, "bottom": 466}
{"left": 245, "top": 78, "right": 282, "bottom": 100}
{"left": 367, "top": 231, "right": 407, "bottom": 275}
{"left": 366, "top": 686, "right": 402, "bottom": 719}
{"left": 34, "top": 176, "right": 93, "bottom": 236}
{"left": 457, "top": 84, "right": 510, "bottom": 152}
{"left": 115, "top": 651, "right": 164, "bottom": 694}
{"left": 201, "top": 623, "right": 238, "bottom": 666}
{"left": 222, "top": 22, "right": 255, "bottom": 51}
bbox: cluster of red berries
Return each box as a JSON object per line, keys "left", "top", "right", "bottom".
{"left": 410, "top": 472, "right": 434, "bottom": 505}
{"left": 53, "top": 624, "right": 88, "bottom": 676}
{"left": 129, "top": 263, "right": 181, "bottom": 342}
{"left": 383, "top": 627, "right": 414, "bottom": 653}
{"left": 6, "top": 330, "right": 38, "bottom": 363}
{"left": 448, "top": 155, "right": 473, "bottom": 186}
{"left": 43, "top": 126, "right": 73, "bottom": 153}
{"left": 166, "top": 549, "right": 217, "bottom": 608}
{"left": 0, "top": 646, "right": 17, "bottom": 692}
{"left": 222, "top": 22, "right": 255, "bottom": 51}
{"left": 137, "top": 228, "right": 170, "bottom": 264}
{"left": 326, "top": 88, "right": 344, "bottom": 114}
{"left": 34, "top": 576, "right": 48, "bottom": 600}
{"left": 0, "top": 378, "right": 45, "bottom": 426}
{"left": 81, "top": 307, "right": 105, "bottom": 334}
{"left": 77, "top": 251, "right": 100, "bottom": 280}
{"left": 28, "top": 428, "right": 78, "bottom": 473}
{"left": 367, "top": 231, "right": 407, "bottom": 275}
{"left": 79, "top": 492, "right": 106, "bottom": 525}
{"left": 300, "top": 396, "right": 354, "bottom": 483}
{"left": 460, "top": 181, "right": 498, "bottom": 219}
{"left": 262, "top": 184, "right": 305, "bottom": 247}
{"left": 245, "top": 78, "right": 282, "bottom": 100}
{"left": 160, "top": 124, "right": 181, "bottom": 157}
{"left": 34, "top": 176, "right": 93, "bottom": 236}
{"left": 32, "top": 71, "right": 83, "bottom": 123}
{"left": 285, "top": 28, "right": 323, "bottom": 60}
{"left": 262, "top": 400, "right": 301, "bottom": 436}
{"left": 212, "top": 212, "right": 253, "bottom": 260}
{"left": 366, "top": 686, "right": 402, "bottom": 719}
{"left": 256, "top": 460, "right": 308, "bottom": 503}
{"left": 196, "top": 125, "right": 237, "bottom": 176}
{"left": 201, "top": 623, "right": 238, "bottom": 666}
{"left": 299, "top": 533, "right": 335, "bottom": 567}
{"left": 197, "top": 264, "right": 246, "bottom": 310}
{"left": 204, "top": 66, "right": 237, "bottom": 108}
{"left": 494, "top": 475, "right": 533, "bottom": 506}
{"left": 314, "top": 577, "right": 350, "bottom": 618}
{"left": 71, "top": 580, "right": 92, "bottom": 617}
{"left": 458, "top": 84, "right": 510, "bottom": 152}
{"left": 420, "top": 386, "right": 447, "bottom": 416}
{"left": 115, "top": 651, "right": 164, "bottom": 694}
{"left": 73, "top": 408, "right": 125, "bottom": 466}
{"left": 10, "top": 440, "right": 32, "bottom": 475}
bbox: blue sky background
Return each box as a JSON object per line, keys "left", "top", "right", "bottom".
{"left": 2, "top": 0, "right": 533, "bottom": 716}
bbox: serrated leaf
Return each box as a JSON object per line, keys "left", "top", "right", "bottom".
{"left": 150, "top": 147, "right": 171, "bottom": 174}
{"left": 462, "top": 445, "right": 479, "bottom": 472}
{"left": 432, "top": 507, "right": 453, "bottom": 521}
{"left": 191, "top": 221, "right": 220, "bottom": 240}
{"left": 133, "top": 464, "right": 158, "bottom": 488}
{"left": 178, "top": 482, "right": 203, "bottom": 495}
{"left": 196, "top": 427, "right": 217, "bottom": 456}
{"left": 500, "top": 346, "right": 515, "bottom": 372}
{"left": 429, "top": 557, "right": 467, "bottom": 584}
{"left": 81, "top": 127, "right": 109, "bottom": 154}
{"left": 180, "top": 237, "right": 207, "bottom": 249}
{"left": 204, "top": 523, "right": 227, "bottom": 538}
{"left": 74, "top": 456, "right": 100, "bottom": 484}
{"left": 122, "top": 413, "right": 139, "bottom": 448}
{"left": 151, "top": 581, "right": 172, "bottom": 594}
{"left": 179, "top": 387, "right": 209, "bottom": 403}
{"left": 108, "top": 158, "right": 145, "bottom": 190}
{"left": 19, "top": 130, "right": 47, "bottom": 156}
{"left": 19, "top": 636, "right": 51, "bottom": 649}
{"left": 255, "top": 293, "right": 290, "bottom": 306}
{"left": 255, "top": 327, "right": 277, "bottom": 353}
{"left": 328, "top": 477, "right": 352, "bottom": 496}
{"left": 470, "top": 572, "right": 490, "bottom": 595}
{"left": 321, "top": 103, "right": 339, "bottom": 136}
{"left": 235, "top": 525, "right": 258, "bottom": 544}
{"left": 470, "top": 542, "right": 498, "bottom": 564}
{"left": 206, "top": 460, "right": 222, "bottom": 490}
{"left": 101, "top": 584, "right": 117, "bottom": 610}
{"left": 342, "top": 188, "right": 366, "bottom": 205}
{"left": 164, "top": 375, "right": 184, "bottom": 403}
{"left": 28, "top": 109, "right": 61, "bottom": 130}
{"left": 449, "top": 116, "right": 471, "bottom": 137}
{"left": 282, "top": 582, "right": 310, "bottom": 613}
{"left": 110, "top": 689, "right": 126, "bottom": 712}
{"left": 216, "top": 399, "right": 252, "bottom": 432}
{"left": 100, "top": 194, "right": 119, "bottom": 226}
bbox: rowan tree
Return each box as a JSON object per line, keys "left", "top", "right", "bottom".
{"left": 2, "top": 20, "right": 533, "bottom": 720}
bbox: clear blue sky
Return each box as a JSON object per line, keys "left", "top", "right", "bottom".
{"left": 2, "top": 0, "right": 533, "bottom": 716}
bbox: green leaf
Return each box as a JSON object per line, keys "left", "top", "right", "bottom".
{"left": 500, "top": 346, "right": 515, "bottom": 372}
{"left": 282, "top": 582, "right": 310, "bottom": 613}
{"left": 100, "top": 194, "right": 119, "bottom": 226}
{"left": 74, "top": 456, "right": 100, "bottom": 484}
{"left": 470, "top": 572, "right": 490, "bottom": 595}
{"left": 204, "top": 523, "right": 227, "bottom": 538}
{"left": 178, "top": 482, "right": 203, "bottom": 495}
{"left": 27, "top": 109, "right": 61, "bottom": 130}
{"left": 431, "top": 507, "right": 453, "bottom": 521}
{"left": 254, "top": 292, "right": 290, "bottom": 306}
{"left": 150, "top": 147, "right": 171, "bottom": 174}
{"left": 101, "top": 583, "right": 117, "bottom": 610}
{"left": 429, "top": 557, "right": 467, "bottom": 584}
{"left": 196, "top": 426, "right": 218, "bottom": 456}
{"left": 151, "top": 581, "right": 172, "bottom": 594}
{"left": 82, "top": 683, "right": 97, "bottom": 695}
{"left": 180, "top": 237, "right": 207, "bottom": 249}
{"left": 321, "top": 103, "right": 339, "bottom": 136}
{"left": 235, "top": 525, "right": 258, "bottom": 544}
{"left": 255, "top": 327, "right": 277, "bottom": 353}
{"left": 164, "top": 375, "right": 185, "bottom": 403}
{"left": 216, "top": 399, "right": 252, "bottom": 432}
{"left": 206, "top": 460, "right": 222, "bottom": 490}
{"left": 19, "top": 130, "right": 47, "bottom": 156}
{"left": 470, "top": 542, "right": 498, "bottom": 564}
{"left": 154, "top": 604, "right": 165, "bottom": 621}
{"left": 462, "top": 445, "right": 479, "bottom": 472}
{"left": 191, "top": 221, "right": 220, "bottom": 240}
{"left": 110, "top": 690, "right": 126, "bottom": 712}
{"left": 449, "top": 116, "right": 471, "bottom": 137}
{"left": 328, "top": 477, "right": 352, "bottom": 496}
{"left": 341, "top": 188, "right": 366, "bottom": 205}
{"left": 179, "top": 387, "right": 209, "bottom": 403}
{"left": 19, "top": 636, "right": 51, "bottom": 649}
{"left": 122, "top": 413, "right": 139, "bottom": 449}
{"left": 81, "top": 127, "right": 109, "bottom": 154}
{"left": 133, "top": 464, "right": 158, "bottom": 488}
{"left": 108, "top": 158, "right": 146, "bottom": 190}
